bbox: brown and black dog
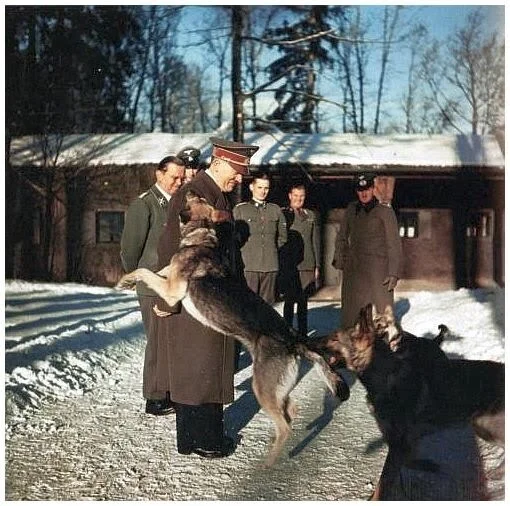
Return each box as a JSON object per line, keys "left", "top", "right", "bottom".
{"left": 317, "top": 304, "right": 504, "bottom": 500}
{"left": 116, "top": 191, "right": 349, "bottom": 467}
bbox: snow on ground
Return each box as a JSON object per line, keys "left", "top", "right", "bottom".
{"left": 3, "top": 280, "right": 506, "bottom": 500}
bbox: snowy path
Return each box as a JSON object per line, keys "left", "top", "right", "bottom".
{"left": 6, "top": 343, "right": 388, "bottom": 501}
{"left": 4, "top": 282, "right": 505, "bottom": 500}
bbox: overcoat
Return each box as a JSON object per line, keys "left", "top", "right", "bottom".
{"left": 157, "top": 170, "right": 237, "bottom": 405}
{"left": 333, "top": 198, "right": 402, "bottom": 329}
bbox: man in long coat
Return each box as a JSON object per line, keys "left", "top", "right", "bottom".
{"left": 156, "top": 137, "right": 259, "bottom": 458}
{"left": 332, "top": 173, "right": 402, "bottom": 329}
{"left": 120, "top": 156, "right": 185, "bottom": 415}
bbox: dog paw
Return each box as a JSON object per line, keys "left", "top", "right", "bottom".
{"left": 115, "top": 279, "right": 135, "bottom": 290}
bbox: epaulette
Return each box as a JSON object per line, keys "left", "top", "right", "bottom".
{"left": 138, "top": 191, "right": 149, "bottom": 199}
{"left": 234, "top": 202, "right": 249, "bottom": 207}
{"left": 380, "top": 201, "right": 393, "bottom": 208}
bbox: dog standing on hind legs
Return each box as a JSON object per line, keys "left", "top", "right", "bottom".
{"left": 117, "top": 191, "right": 349, "bottom": 467}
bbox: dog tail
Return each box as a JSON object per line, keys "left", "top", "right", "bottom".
{"left": 434, "top": 324, "right": 450, "bottom": 347}
{"left": 297, "top": 343, "right": 350, "bottom": 401}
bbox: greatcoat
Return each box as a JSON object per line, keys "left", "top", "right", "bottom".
{"left": 157, "top": 170, "right": 237, "bottom": 405}
{"left": 333, "top": 198, "right": 402, "bottom": 329}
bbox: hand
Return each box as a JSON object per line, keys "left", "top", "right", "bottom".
{"left": 153, "top": 304, "right": 172, "bottom": 318}
{"left": 383, "top": 276, "right": 398, "bottom": 291}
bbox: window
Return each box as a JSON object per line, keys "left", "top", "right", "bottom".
{"left": 96, "top": 211, "right": 124, "bottom": 243}
{"left": 466, "top": 211, "right": 492, "bottom": 238}
{"left": 398, "top": 212, "right": 419, "bottom": 238}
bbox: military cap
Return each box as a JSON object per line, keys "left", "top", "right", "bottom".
{"left": 355, "top": 172, "right": 375, "bottom": 191}
{"left": 177, "top": 146, "right": 201, "bottom": 168}
{"left": 210, "top": 137, "right": 259, "bottom": 175}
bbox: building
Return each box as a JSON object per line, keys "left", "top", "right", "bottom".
{"left": 7, "top": 132, "right": 504, "bottom": 290}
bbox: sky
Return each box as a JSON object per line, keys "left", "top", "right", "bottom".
{"left": 175, "top": 4, "right": 505, "bottom": 133}
{"left": 4, "top": 279, "right": 505, "bottom": 500}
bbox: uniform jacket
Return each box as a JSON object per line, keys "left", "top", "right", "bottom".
{"left": 156, "top": 170, "right": 237, "bottom": 405}
{"left": 333, "top": 198, "right": 402, "bottom": 329}
{"left": 279, "top": 207, "right": 321, "bottom": 296}
{"left": 120, "top": 184, "right": 168, "bottom": 297}
{"left": 233, "top": 200, "right": 287, "bottom": 272}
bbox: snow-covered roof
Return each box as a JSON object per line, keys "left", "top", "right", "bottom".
{"left": 9, "top": 132, "right": 504, "bottom": 173}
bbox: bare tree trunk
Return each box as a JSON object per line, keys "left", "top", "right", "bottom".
{"left": 232, "top": 6, "right": 244, "bottom": 142}
{"left": 374, "top": 6, "right": 401, "bottom": 134}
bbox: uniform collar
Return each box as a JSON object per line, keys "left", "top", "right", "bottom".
{"left": 252, "top": 199, "right": 267, "bottom": 209}
{"left": 356, "top": 197, "right": 378, "bottom": 214}
{"left": 154, "top": 183, "right": 171, "bottom": 202}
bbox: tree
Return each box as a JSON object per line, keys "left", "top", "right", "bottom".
{"left": 446, "top": 9, "right": 505, "bottom": 134}
{"left": 400, "top": 24, "right": 428, "bottom": 133}
{"left": 332, "top": 6, "right": 368, "bottom": 133}
{"left": 373, "top": 6, "right": 403, "bottom": 134}
{"left": 418, "top": 9, "right": 504, "bottom": 135}
{"left": 262, "top": 6, "right": 341, "bottom": 133}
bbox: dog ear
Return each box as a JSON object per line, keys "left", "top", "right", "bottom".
{"left": 184, "top": 190, "right": 200, "bottom": 203}
{"left": 383, "top": 305, "right": 394, "bottom": 321}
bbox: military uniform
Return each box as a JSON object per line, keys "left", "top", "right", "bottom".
{"left": 120, "top": 184, "right": 171, "bottom": 402}
{"left": 157, "top": 137, "right": 259, "bottom": 457}
{"left": 333, "top": 197, "right": 402, "bottom": 329}
{"left": 280, "top": 207, "right": 321, "bottom": 336}
{"left": 233, "top": 200, "right": 287, "bottom": 304}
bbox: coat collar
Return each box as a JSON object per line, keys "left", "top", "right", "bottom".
{"left": 355, "top": 197, "right": 378, "bottom": 214}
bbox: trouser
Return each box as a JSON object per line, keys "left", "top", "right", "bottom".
{"left": 175, "top": 402, "right": 224, "bottom": 453}
{"left": 283, "top": 293, "right": 308, "bottom": 337}
{"left": 244, "top": 271, "right": 278, "bottom": 304}
{"left": 138, "top": 295, "right": 170, "bottom": 400}
{"left": 283, "top": 270, "right": 315, "bottom": 337}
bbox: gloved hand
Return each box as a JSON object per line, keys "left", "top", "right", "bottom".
{"left": 383, "top": 275, "right": 398, "bottom": 291}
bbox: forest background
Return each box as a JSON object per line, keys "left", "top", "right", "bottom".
{"left": 4, "top": 3, "right": 506, "bottom": 142}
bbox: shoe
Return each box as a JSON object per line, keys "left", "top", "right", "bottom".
{"left": 190, "top": 436, "right": 236, "bottom": 459}
{"left": 145, "top": 398, "right": 175, "bottom": 416}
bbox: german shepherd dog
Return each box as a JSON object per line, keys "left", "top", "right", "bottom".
{"left": 116, "top": 191, "right": 349, "bottom": 467}
{"left": 370, "top": 305, "right": 505, "bottom": 447}
{"left": 317, "top": 304, "right": 504, "bottom": 500}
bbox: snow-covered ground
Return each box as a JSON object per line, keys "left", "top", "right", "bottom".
{"left": 4, "top": 280, "right": 505, "bottom": 500}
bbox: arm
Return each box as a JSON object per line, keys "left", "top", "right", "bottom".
{"left": 311, "top": 210, "right": 321, "bottom": 281}
{"left": 120, "top": 198, "right": 150, "bottom": 272}
{"left": 276, "top": 207, "right": 288, "bottom": 249}
{"left": 332, "top": 204, "right": 352, "bottom": 270}
{"left": 383, "top": 207, "right": 402, "bottom": 278}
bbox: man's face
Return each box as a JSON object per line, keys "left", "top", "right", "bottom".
{"left": 250, "top": 178, "right": 270, "bottom": 202}
{"left": 288, "top": 188, "right": 306, "bottom": 210}
{"left": 356, "top": 186, "right": 374, "bottom": 204}
{"left": 185, "top": 167, "right": 197, "bottom": 184}
{"left": 214, "top": 159, "right": 243, "bottom": 192}
{"left": 157, "top": 163, "right": 185, "bottom": 195}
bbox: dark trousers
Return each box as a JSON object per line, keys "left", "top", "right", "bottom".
{"left": 175, "top": 402, "right": 224, "bottom": 453}
{"left": 283, "top": 294, "right": 308, "bottom": 337}
{"left": 283, "top": 270, "right": 315, "bottom": 337}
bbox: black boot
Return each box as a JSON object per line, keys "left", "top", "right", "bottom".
{"left": 145, "top": 392, "right": 175, "bottom": 416}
